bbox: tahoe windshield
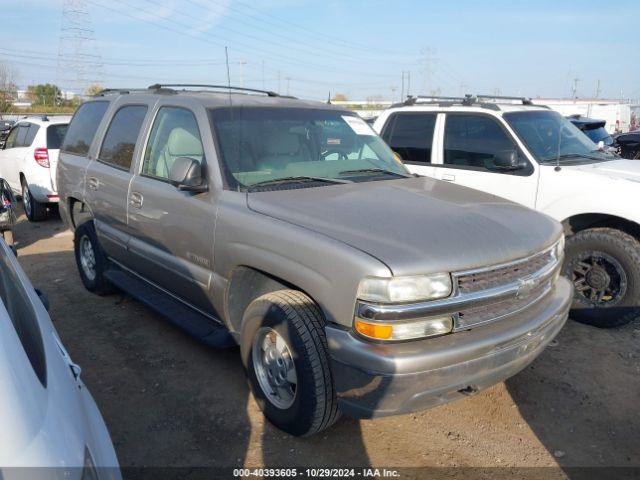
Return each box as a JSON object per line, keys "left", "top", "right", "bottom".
{"left": 503, "top": 110, "right": 615, "bottom": 165}
{"left": 209, "top": 107, "right": 409, "bottom": 190}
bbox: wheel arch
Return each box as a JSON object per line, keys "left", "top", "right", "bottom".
{"left": 225, "top": 265, "right": 320, "bottom": 335}
{"left": 68, "top": 197, "right": 94, "bottom": 229}
{"left": 562, "top": 213, "right": 640, "bottom": 240}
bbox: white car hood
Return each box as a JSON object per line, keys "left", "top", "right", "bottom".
{"left": 572, "top": 159, "right": 640, "bottom": 183}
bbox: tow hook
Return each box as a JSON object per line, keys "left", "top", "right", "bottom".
{"left": 458, "top": 385, "right": 479, "bottom": 396}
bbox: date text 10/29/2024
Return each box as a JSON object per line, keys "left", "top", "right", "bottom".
{"left": 233, "top": 468, "right": 400, "bottom": 478}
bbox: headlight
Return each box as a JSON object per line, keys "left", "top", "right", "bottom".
{"left": 357, "top": 273, "right": 452, "bottom": 303}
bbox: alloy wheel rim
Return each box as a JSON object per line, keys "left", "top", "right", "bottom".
{"left": 22, "top": 186, "right": 31, "bottom": 217}
{"left": 569, "top": 251, "right": 627, "bottom": 307}
{"left": 252, "top": 327, "right": 297, "bottom": 409}
{"left": 79, "top": 235, "right": 97, "bottom": 281}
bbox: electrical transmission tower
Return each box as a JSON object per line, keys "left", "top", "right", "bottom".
{"left": 57, "top": 0, "right": 103, "bottom": 97}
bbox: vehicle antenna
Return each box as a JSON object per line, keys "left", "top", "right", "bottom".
{"left": 555, "top": 124, "right": 562, "bottom": 172}
{"left": 327, "top": 91, "right": 331, "bottom": 105}
{"left": 225, "top": 47, "right": 240, "bottom": 192}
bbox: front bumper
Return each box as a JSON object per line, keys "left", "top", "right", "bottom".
{"left": 327, "top": 276, "right": 572, "bottom": 419}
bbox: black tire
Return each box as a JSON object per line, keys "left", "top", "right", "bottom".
{"left": 21, "top": 180, "right": 47, "bottom": 222}
{"left": 73, "top": 221, "right": 114, "bottom": 295}
{"left": 564, "top": 228, "right": 640, "bottom": 328}
{"left": 240, "top": 289, "right": 340, "bottom": 437}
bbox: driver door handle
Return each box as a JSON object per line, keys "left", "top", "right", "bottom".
{"left": 130, "top": 192, "right": 143, "bottom": 209}
{"left": 441, "top": 173, "right": 456, "bottom": 182}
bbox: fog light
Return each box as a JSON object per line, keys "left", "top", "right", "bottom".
{"left": 355, "top": 316, "right": 453, "bottom": 341}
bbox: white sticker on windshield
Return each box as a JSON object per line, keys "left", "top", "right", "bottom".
{"left": 342, "top": 115, "right": 375, "bottom": 136}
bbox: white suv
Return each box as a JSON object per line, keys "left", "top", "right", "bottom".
{"left": 0, "top": 115, "right": 71, "bottom": 221}
{"left": 374, "top": 95, "right": 640, "bottom": 328}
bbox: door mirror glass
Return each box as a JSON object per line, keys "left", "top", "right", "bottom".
{"left": 491, "top": 150, "right": 524, "bottom": 171}
{"left": 169, "top": 156, "right": 207, "bottom": 192}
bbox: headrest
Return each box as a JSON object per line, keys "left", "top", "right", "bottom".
{"left": 264, "top": 131, "right": 300, "bottom": 156}
{"left": 167, "top": 128, "right": 204, "bottom": 157}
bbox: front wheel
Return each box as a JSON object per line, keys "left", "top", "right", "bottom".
{"left": 21, "top": 180, "right": 47, "bottom": 222}
{"left": 563, "top": 228, "right": 640, "bottom": 328}
{"left": 240, "top": 290, "right": 340, "bottom": 437}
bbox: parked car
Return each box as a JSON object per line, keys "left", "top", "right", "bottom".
{"left": 0, "top": 238, "right": 120, "bottom": 478}
{"left": 0, "top": 115, "right": 71, "bottom": 221}
{"left": 57, "top": 84, "right": 571, "bottom": 436}
{"left": 567, "top": 115, "right": 615, "bottom": 152}
{"left": 0, "top": 119, "right": 14, "bottom": 149}
{"left": 0, "top": 177, "right": 16, "bottom": 248}
{"left": 374, "top": 94, "right": 640, "bottom": 328}
{"left": 614, "top": 130, "right": 640, "bottom": 159}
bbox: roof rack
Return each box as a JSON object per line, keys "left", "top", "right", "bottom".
{"left": 394, "top": 93, "right": 545, "bottom": 110}
{"left": 148, "top": 83, "right": 285, "bottom": 97}
{"left": 95, "top": 84, "right": 291, "bottom": 98}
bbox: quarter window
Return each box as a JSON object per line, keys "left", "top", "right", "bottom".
{"left": 61, "top": 101, "right": 109, "bottom": 156}
{"left": 142, "top": 107, "right": 203, "bottom": 180}
{"left": 99, "top": 105, "right": 148, "bottom": 170}
{"left": 383, "top": 113, "right": 437, "bottom": 164}
{"left": 4, "top": 125, "right": 21, "bottom": 149}
{"left": 24, "top": 124, "right": 39, "bottom": 147}
{"left": 443, "top": 114, "right": 527, "bottom": 173}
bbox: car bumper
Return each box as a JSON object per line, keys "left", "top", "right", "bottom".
{"left": 326, "top": 276, "right": 572, "bottom": 419}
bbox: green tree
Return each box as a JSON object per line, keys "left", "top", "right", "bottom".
{"left": 27, "top": 83, "right": 61, "bottom": 106}
{"left": 0, "top": 62, "right": 17, "bottom": 112}
{"left": 86, "top": 84, "right": 104, "bottom": 96}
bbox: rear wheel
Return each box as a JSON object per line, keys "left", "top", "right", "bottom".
{"left": 74, "top": 221, "right": 114, "bottom": 295}
{"left": 240, "top": 290, "right": 340, "bottom": 436}
{"left": 21, "top": 180, "right": 47, "bottom": 222}
{"left": 564, "top": 228, "right": 640, "bottom": 328}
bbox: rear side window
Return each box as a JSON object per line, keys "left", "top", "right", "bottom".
{"left": 99, "top": 105, "right": 148, "bottom": 170}
{"left": 16, "top": 124, "right": 30, "bottom": 147}
{"left": 47, "top": 124, "right": 69, "bottom": 149}
{"left": 24, "top": 124, "right": 39, "bottom": 147}
{"left": 382, "top": 113, "right": 437, "bottom": 164}
{"left": 61, "top": 101, "right": 109, "bottom": 156}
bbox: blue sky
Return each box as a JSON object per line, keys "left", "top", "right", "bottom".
{"left": 1, "top": 0, "right": 638, "bottom": 101}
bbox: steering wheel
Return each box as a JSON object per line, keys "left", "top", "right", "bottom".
{"left": 321, "top": 149, "right": 348, "bottom": 161}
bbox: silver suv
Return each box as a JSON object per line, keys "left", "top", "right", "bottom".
{"left": 57, "top": 84, "right": 572, "bottom": 436}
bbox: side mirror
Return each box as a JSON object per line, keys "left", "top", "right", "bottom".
{"left": 491, "top": 150, "right": 525, "bottom": 171}
{"left": 169, "top": 157, "right": 207, "bottom": 193}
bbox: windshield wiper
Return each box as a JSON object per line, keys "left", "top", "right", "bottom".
{"left": 338, "top": 168, "right": 410, "bottom": 178}
{"left": 246, "top": 176, "right": 351, "bottom": 192}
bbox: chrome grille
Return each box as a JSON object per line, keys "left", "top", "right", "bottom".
{"left": 457, "top": 249, "right": 555, "bottom": 294}
{"left": 452, "top": 246, "right": 560, "bottom": 331}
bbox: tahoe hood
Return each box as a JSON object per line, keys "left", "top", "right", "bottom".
{"left": 247, "top": 176, "right": 562, "bottom": 276}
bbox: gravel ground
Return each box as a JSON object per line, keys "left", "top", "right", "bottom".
{"left": 11, "top": 210, "right": 640, "bottom": 478}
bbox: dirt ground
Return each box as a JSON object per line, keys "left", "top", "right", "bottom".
{"left": 11, "top": 209, "right": 640, "bottom": 476}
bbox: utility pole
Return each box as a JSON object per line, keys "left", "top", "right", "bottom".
{"left": 407, "top": 71, "right": 411, "bottom": 97}
{"left": 572, "top": 78, "right": 580, "bottom": 99}
{"left": 401, "top": 71, "right": 405, "bottom": 101}
{"left": 594, "top": 79, "right": 601, "bottom": 99}
{"left": 421, "top": 47, "right": 436, "bottom": 95}
{"left": 285, "top": 77, "right": 291, "bottom": 96}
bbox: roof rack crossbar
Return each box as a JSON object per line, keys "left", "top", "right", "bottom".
{"left": 148, "top": 83, "right": 282, "bottom": 97}
{"left": 475, "top": 94, "right": 533, "bottom": 105}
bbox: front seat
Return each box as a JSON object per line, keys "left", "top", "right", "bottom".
{"left": 256, "top": 131, "right": 307, "bottom": 171}
{"left": 156, "top": 127, "right": 204, "bottom": 178}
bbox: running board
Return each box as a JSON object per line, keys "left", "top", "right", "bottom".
{"left": 104, "top": 269, "right": 236, "bottom": 348}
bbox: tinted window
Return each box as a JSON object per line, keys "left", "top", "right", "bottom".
{"left": 47, "top": 124, "right": 69, "bottom": 149}
{"left": 99, "top": 105, "right": 148, "bottom": 170}
{"left": 24, "top": 124, "right": 39, "bottom": 147}
{"left": 383, "top": 113, "right": 436, "bottom": 164}
{"left": 444, "top": 114, "right": 525, "bottom": 172}
{"left": 0, "top": 250, "right": 47, "bottom": 387}
{"left": 16, "top": 124, "right": 30, "bottom": 147}
{"left": 142, "top": 107, "right": 203, "bottom": 180}
{"left": 583, "top": 127, "right": 613, "bottom": 146}
{"left": 61, "top": 101, "right": 109, "bottom": 156}
{"left": 4, "top": 126, "right": 21, "bottom": 149}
